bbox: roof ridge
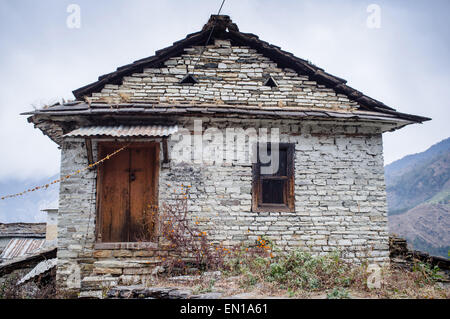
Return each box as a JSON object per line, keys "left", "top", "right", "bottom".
{"left": 202, "top": 15, "right": 239, "bottom": 32}
{"left": 69, "top": 15, "right": 429, "bottom": 124}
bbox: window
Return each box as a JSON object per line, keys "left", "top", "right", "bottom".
{"left": 263, "top": 76, "right": 278, "bottom": 88}
{"left": 179, "top": 74, "right": 198, "bottom": 84}
{"left": 252, "top": 143, "right": 295, "bottom": 212}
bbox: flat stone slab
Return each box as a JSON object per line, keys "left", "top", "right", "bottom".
{"left": 105, "top": 285, "right": 228, "bottom": 299}
{"left": 106, "top": 286, "right": 194, "bottom": 299}
{"left": 190, "top": 292, "right": 223, "bottom": 299}
{"left": 168, "top": 275, "right": 200, "bottom": 283}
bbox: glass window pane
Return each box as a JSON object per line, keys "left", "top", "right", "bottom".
{"left": 260, "top": 148, "right": 287, "bottom": 176}
{"left": 261, "top": 179, "right": 285, "bottom": 204}
{"left": 278, "top": 149, "right": 287, "bottom": 176}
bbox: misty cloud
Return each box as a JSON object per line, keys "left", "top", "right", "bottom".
{"left": 0, "top": 0, "right": 448, "bottom": 182}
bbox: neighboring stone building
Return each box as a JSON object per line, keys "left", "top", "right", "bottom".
{"left": 41, "top": 208, "right": 58, "bottom": 248}
{"left": 0, "top": 214, "right": 57, "bottom": 291}
{"left": 23, "top": 15, "right": 429, "bottom": 295}
{"left": 0, "top": 210, "right": 57, "bottom": 260}
{"left": 0, "top": 223, "right": 45, "bottom": 258}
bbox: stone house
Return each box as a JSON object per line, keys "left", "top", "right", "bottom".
{"left": 23, "top": 15, "right": 429, "bottom": 295}
{"left": 0, "top": 223, "right": 46, "bottom": 259}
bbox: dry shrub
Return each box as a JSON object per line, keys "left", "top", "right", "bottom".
{"left": 135, "top": 203, "right": 159, "bottom": 242}
{"left": 158, "top": 185, "right": 230, "bottom": 273}
{"left": 155, "top": 185, "right": 274, "bottom": 275}
{"left": 0, "top": 269, "right": 57, "bottom": 299}
{"left": 374, "top": 263, "right": 449, "bottom": 299}
{"left": 0, "top": 275, "right": 23, "bottom": 299}
{"left": 224, "top": 248, "right": 449, "bottom": 298}
{"left": 231, "top": 249, "right": 368, "bottom": 291}
{"left": 144, "top": 184, "right": 448, "bottom": 299}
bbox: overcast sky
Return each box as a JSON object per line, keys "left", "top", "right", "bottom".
{"left": 0, "top": 0, "right": 449, "bottom": 183}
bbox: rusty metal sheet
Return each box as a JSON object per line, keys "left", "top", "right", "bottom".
{"left": 64, "top": 125, "right": 178, "bottom": 138}
{"left": 0, "top": 238, "right": 45, "bottom": 260}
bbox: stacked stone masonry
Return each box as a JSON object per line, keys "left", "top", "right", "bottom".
{"left": 57, "top": 118, "right": 389, "bottom": 294}
{"left": 56, "top": 39, "right": 389, "bottom": 294}
{"left": 88, "top": 40, "right": 359, "bottom": 110}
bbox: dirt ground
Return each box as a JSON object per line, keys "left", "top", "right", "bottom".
{"left": 149, "top": 273, "right": 449, "bottom": 299}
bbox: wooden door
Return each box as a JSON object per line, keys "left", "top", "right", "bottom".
{"left": 97, "top": 143, "right": 159, "bottom": 242}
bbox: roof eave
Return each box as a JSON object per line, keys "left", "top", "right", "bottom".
{"left": 27, "top": 15, "right": 429, "bottom": 133}
{"left": 72, "top": 29, "right": 210, "bottom": 100}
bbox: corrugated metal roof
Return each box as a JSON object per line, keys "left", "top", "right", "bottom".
{"left": 17, "top": 258, "right": 57, "bottom": 285}
{"left": 64, "top": 125, "right": 178, "bottom": 138}
{"left": 0, "top": 238, "right": 45, "bottom": 260}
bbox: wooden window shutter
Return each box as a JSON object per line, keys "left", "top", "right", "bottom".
{"left": 252, "top": 143, "right": 295, "bottom": 212}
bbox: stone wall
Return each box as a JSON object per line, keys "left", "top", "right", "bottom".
{"left": 161, "top": 118, "right": 389, "bottom": 262}
{"left": 56, "top": 138, "right": 176, "bottom": 297}
{"left": 56, "top": 116, "right": 389, "bottom": 295}
{"left": 56, "top": 139, "right": 96, "bottom": 294}
{"left": 87, "top": 39, "right": 359, "bottom": 111}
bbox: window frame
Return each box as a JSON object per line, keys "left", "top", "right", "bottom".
{"left": 252, "top": 143, "right": 295, "bottom": 212}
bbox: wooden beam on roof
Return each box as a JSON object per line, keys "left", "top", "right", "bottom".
{"left": 162, "top": 138, "right": 169, "bottom": 164}
{"left": 85, "top": 138, "right": 94, "bottom": 169}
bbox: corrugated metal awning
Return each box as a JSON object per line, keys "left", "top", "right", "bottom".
{"left": 17, "top": 258, "right": 57, "bottom": 285}
{"left": 64, "top": 125, "right": 178, "bottom": 138}
{"left": 0, "top": 238, "right": 45, "bottom": 260}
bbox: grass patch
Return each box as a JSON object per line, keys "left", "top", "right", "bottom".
{"left": 223, "top": 246, "right": 449, "bottom": 299}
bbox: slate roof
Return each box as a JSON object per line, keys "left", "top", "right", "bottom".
{"left": 68, "top": 15, "right": 429, "bottom": 124}
{"left": 0, "top": 223, "right": 46, "bottom": 238}
{"left": 23, "top": 15, "right": 430, "bottom": 143}
{"left": 25, "top": 102, "right": 418, "bottom": 123}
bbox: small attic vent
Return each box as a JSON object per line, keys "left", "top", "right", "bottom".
{"left": 180, "top": 74, "right": 198, "bottom": 84}
{"left": 263, "top": 76, "right": 278, "bottom": 88}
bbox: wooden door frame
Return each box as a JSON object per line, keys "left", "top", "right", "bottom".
{"left": 95, "top": 141, "right": 160, "bottom": 243}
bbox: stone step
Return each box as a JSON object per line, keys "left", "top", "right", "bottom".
{"left": 81, "top": 276, "right": 119, "bottom": 289}
{"left": 106, "top": 286, "right": 194, "bottom": 299}
{"left": 93, "top": 259, "right": 160, "bottom": 268}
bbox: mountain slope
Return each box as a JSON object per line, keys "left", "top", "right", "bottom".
{"left": 385, "top": 137, "right": 450, "bottom": 185}
{"left": 386, "top": 137, "right": 450, "bottom": 258}
{"left": 389, "top": 203, "right": 449, "bottom": 252}
{"left": 385, "top": 137, "right": 450, "bottom": 215}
